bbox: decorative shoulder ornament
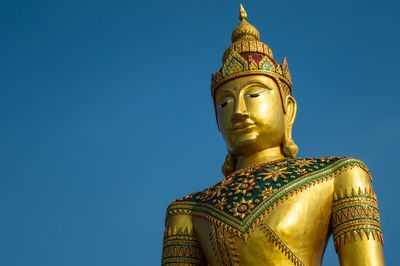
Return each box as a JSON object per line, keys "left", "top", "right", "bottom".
{"left": 211, "top": 4, "right": 292, "bottom": 112}
{"left": 167, "top": 157, "right": 379, "bottom": 242}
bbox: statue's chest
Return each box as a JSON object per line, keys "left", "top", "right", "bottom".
{"left": 192, "top": 180, "right": 334, "bottom": 266}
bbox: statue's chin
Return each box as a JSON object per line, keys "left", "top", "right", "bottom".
{"left": 230, "top": 133, "right": 260, "bottom": 155}
{"left": 228, "top": 131, "right": 284, "bottom": 156}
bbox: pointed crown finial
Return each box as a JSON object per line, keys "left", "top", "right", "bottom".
{"left": 239, "top": 4, "right": 247, "bottom": 21}
{"left": 231, "top": 4, "right": 259, "bottom": 42}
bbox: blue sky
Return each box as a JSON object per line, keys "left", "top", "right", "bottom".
{"left": 1, "top": 0, "right": 399, "bottom": 265}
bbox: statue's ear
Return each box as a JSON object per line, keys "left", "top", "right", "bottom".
{"left": 282, "top": 95, "right": 299, "bottom": 157}
{"left": 285, "top": 95, "right": 297, "bottom": 126}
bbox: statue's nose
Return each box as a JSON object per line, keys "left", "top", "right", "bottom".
{"left": 231, "top": 112, "right": 250, "bottom": 123}
{"left": 231, "top": 95, "right": 249, "bottom": 123}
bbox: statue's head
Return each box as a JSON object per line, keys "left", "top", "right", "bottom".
{"left": 211, "top": 5, "right": 298, "bottom": 175}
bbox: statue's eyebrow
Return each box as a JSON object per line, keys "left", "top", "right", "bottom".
{"left": 215, "top": 89, "right": 233, "bottom": 103}
{"left": 240, "top": 81, "right": 273, "bottom": 91}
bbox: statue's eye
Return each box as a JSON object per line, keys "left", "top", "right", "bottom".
{"left": 217, "top": 98, "right": 233, "bottom": 108}
{"left": 245, "top": 90, "right": 269, "bottom": 98}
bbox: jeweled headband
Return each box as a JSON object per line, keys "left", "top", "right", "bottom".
{"left": 211, "top": 4, "right": 293, "bottom": 113}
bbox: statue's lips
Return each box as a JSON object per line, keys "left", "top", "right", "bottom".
{"left": 231, "top": 121, "right": 256, "bottom": 132}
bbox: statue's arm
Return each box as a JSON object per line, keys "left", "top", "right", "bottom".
{"left": 332, "top": 162, "right": 385, "bottom": 265}
{"left": 161, "top": 213, "right": 207, "bottom": 265}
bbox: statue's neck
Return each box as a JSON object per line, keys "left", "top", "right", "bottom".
{"left": 235, "top": 147, "right": 285, "bottom": 170}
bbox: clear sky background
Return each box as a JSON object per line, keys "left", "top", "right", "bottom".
{"left": 1, "top": 0, "right": 399, "bottom": 265}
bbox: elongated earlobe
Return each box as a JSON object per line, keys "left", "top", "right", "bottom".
{"left": 282, "top": 96, "right": 298, "bottom": 157}
{"left": 222, "top": 152, "right": 236, "bottom": 177}
{"left": 282, "top": 137, "right": 298, "bottom": 157}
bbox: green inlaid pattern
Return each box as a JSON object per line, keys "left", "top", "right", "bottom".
{"left": 167, "top": 157, "right": 369, "bottom": 237}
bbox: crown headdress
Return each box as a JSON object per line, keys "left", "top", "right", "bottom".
{"left": 211, "top": 4, "right": 293, "bottom": 112}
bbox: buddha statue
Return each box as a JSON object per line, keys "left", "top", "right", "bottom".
{"left": 161, "top": 4, "right": 384, "bottom": 266}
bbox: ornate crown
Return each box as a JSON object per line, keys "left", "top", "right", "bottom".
{"left": 211, "top": 4, "right": 293, "bottom": 111}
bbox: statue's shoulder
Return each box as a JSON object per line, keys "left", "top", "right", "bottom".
{"left": 165, "top": 189, "right": 204, "bottom": 221}
{"left": 167, "top": 191, "right": 202, "bottom": 211}
{"left": 303, "top": 156, "right": 372, "bottom": 182}
{"left": 163, "top": 191, "right": 204, "bottom": 236}
{"left": 324, "top": 156, "right": 373, "bottom": 191}
{"left": 166, "top": 177, "right": 231, "bottom": 220}
{"left": 303, "top": 156, "right": 373, "bottom": 193}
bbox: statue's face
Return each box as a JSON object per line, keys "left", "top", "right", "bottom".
{"left": 215, "top": 75, "right": 285, "bottom": 156}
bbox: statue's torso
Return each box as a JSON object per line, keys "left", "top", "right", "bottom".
{"left": 163, "top": 157, "right": 382, "bottom": 266}
{"left": 193, "top": 176, "right": 333, "bottom": 266}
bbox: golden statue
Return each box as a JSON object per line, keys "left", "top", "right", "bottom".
{"left": 162, "top": 4, "right": 384, "bottom": 265}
